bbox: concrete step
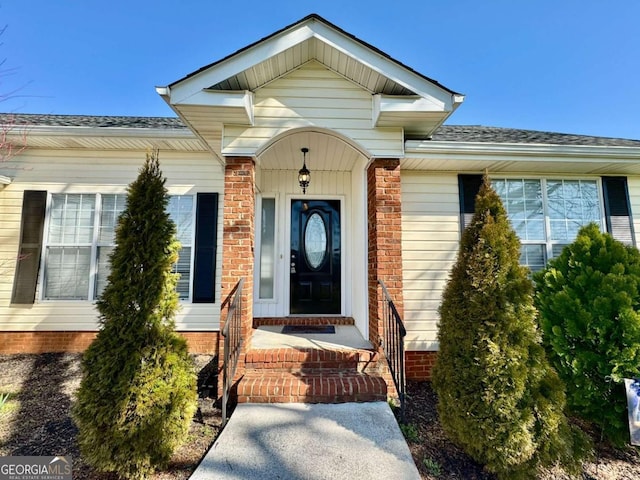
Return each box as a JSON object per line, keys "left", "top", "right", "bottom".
{"left": 236, "top": 371, "right": 387, "bottom": 404}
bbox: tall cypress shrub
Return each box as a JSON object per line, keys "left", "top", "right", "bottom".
{"left": 535, "top": 223, "right": 640, "bottom": 446}
{"left": 432, "top": 175, "right": 589, "bottom": 479}
{"left": 73, "top": 150, "right": 197, "bottom": 480}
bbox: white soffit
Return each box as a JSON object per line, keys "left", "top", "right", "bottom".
{"left": 0, "top": 175, "right": 11, "bottom": 185}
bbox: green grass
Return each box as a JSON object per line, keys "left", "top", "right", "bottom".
{"left": 0, "top": 391, "right": 20, "bottom": 416}
{"left": 423, "top": 457, "right": 442, "bottom": 477}
{"left": 399, "top": 422, "right": 420, "bottom": 443}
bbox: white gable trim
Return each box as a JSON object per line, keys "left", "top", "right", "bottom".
{"left": 169, "top": 26, "right": 315, "bottom": 104}
{"left": 166, "top": 17, "right": 460, "bottom": 111}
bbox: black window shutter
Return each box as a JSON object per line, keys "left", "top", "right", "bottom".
{"left": 12, "top": 190, "right": 47, "bottom": 304}
{"left": 192, "top": 193, "right": 218, "bottom": 303}
{"left": 458, "top": 174, "right": 483, "bottom": 230}
{"left": 602, "top": 176, "right": 635, "bottom": 246}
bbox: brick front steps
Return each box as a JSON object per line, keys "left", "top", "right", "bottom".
{"left": 237, "top": 343, "right": 388, "bottom": 404}
{"left": 237, "top": 371, "right": 387, "bottom": 403}
{"left": 253, "top": 317, "right": 355, "bottom": 327}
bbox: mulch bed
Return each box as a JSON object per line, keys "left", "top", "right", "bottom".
{"left": 2, "top": 354, "right": 640, "bottom": 479}
{"left": 0, "top": 353, "right": 221, "bottom": 480}
{"left": 402, "top": 381, "right": 640, "bottom": 479}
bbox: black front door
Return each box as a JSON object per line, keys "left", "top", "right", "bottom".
{"left": 290, "top": 199, "right": 341, "bottom": 314}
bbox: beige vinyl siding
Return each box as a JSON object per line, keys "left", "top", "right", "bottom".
{"left": 401, "top": 172, "right": 460, "bottom": 351}
{"left": 0, "top": 148, "right": 224, "bottom": 332}
{"left": 223, "top": 61, "right": 404, "bottom": 158}
{"left": 626, "top": 176, "right": 640, "bottom": 246}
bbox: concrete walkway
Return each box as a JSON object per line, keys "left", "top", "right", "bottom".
{"left": 190, "top": 402, "right": 421, "bottom": 480}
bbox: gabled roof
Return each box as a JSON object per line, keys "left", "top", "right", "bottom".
{"left": 170, "top": 14, "right": 461, "bottom": 97}
{"left": 157, "top": 14, "right": 465, "bottom": 157}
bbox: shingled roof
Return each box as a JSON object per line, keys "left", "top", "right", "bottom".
{"left": 3, "top": 113, "right": 639, "bottom": 147}
{"left": 430, "top": 125, "right": 640, "bottom": 147}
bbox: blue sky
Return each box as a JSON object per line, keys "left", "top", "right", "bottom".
{"left": 1, "top": 1, "right": 639, "bottom": 139}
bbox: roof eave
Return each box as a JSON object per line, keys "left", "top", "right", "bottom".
{"left": 405, "top": 139, "right": 640, "bottom": 159}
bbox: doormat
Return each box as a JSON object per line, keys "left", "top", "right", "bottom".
{"left": 281, "top": 325, "right": 336, "bottom": 334}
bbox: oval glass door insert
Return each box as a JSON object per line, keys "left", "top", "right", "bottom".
{"left": 304, "top": 212, "right": 327, "bottom": 269}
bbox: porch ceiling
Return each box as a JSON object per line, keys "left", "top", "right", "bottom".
{"left": 258, "top": 130, "right": 364, "bottom": 171}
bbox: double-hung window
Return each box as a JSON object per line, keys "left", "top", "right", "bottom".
{"left": 42, "top": 193, "right": 195, "bottom": 301}
{"left": 492, "top": 178, "right": 604, "bottom": 271}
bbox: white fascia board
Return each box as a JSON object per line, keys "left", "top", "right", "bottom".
{"left": 0, "top": 175, "right": 11, "bottom": 185}
{"left": 405, "top": 140, "right": 640, "bottom": 160}
{"left": 309, "top": 22, "right": 458, "bottom": 109}
{"left": 169, "top": 26, "right": 315, "bottom": 105}
{"left": 23, "top": 124, "right": 198, "bottom": 140}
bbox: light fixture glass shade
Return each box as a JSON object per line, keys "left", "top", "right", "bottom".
{"left": 298, "top": 148, "right": 310, "bottom": 194}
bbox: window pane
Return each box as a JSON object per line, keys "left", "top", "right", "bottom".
{"left": 520, "top": 244, "right": 546, "bottom": 272}
{"left": 259, "top": 198, "right": 276, "bottom": 299}
{"left": 49, "top": 194, "right": 95, "bottom": 244}
{"left": 169, "top": 196, "right": 194, "bottom": 244}
{"left": 168, "top": 196, "right": 194, "bottom": 300}
{"left": 547, "top": 180, "right": 601, "bottom": 241}
{"left": 99, "top": 194, "right": 126, "bottom": 243}
{"left": 174, "top": 247, "right": 191, "bottom": 300}
{"left": 45, "top": 247, "right": 91, "bottom": 299}
{"left": 551, "top": 244, "right": 568, "bottom": 258}
{"left": 95, "top": 246, "right": 113, "bottom": 298}
{"left": 494, "top": 179, "right": 544, "bottom": 241}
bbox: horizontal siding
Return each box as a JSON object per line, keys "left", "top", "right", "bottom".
{"left": 401, "top": 172, "right": 460, "bottom": 351}
{"left": 0, "top": 148, "right": 225, "bottom": 332}
{"left": 223, "top": 61, "right": 404, "bottom": 157}
{"left": 627, "top": 176, "right": 640, "bottom": 246}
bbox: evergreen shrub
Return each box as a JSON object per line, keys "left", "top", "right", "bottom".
{"left": 432, "top": 175, "right": 589, "bottom": 479}
{"left": 73, "top": 150, "right": 198, "bottom": 479}
{"left": 535, "top": 223, "right": 640, "bottom": 446}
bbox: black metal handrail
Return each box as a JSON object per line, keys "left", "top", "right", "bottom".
{"left": 221, "top": 278, "right": 244, "bottom": 427}
{"left": 379, "top": 279, "right": 407, "bottom": 422}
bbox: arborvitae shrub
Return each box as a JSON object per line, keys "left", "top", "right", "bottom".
{"left": 432, "top": 175, "right": 589, "bottom": 479}
{"left": 535, "top": 223, "right": 640, "bottom": 446}
{"left": 73, "top": 151, "right": 197, "bottom": 480}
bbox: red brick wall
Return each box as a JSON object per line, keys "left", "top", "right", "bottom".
{"left": 218, "top": 157, "right": 255, "bottom": 395}
{"left": 367, "top": 158, "right": 404, "bottom": 346}
{"left": 405, "top": 350, "right": 438, "bottom": 380}
{"left": 0, "top": 331, "right": 220, "bottom": 355}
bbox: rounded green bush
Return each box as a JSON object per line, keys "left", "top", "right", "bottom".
{"left": 535, "top": 223, "right": 640, "bottom": 446}
{"left": 73, "top": 151, "right": 197, "bottom": 479}
{"left": 432, "top": 175, "right": 589, "bottom": 479}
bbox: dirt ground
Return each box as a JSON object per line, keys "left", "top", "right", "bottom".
{"left": 2, "top": 353, "right": 640, "bottom": 479}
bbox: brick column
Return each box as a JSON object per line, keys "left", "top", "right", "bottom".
{"left": 218, "top": 157, "right": 255, "bottom": 398}
{"left": 367, "top": 159, "right": 404, "bottom": 347}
